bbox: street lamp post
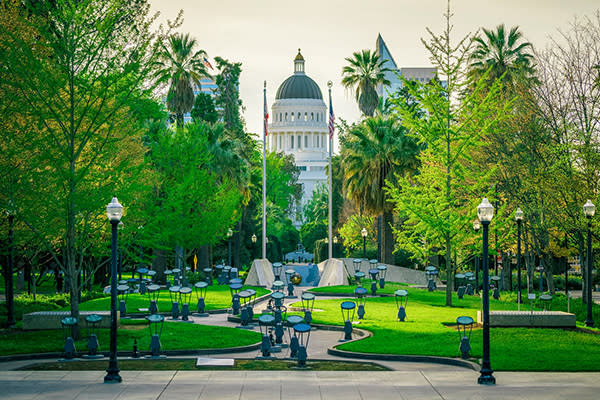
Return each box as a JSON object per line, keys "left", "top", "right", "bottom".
{"left": 105, "top": 197, "right": 123, "bottom": 383}
{"left": 251, "top": 234, "right": 257, "bottom": 260}
{"left": 227, "top": 228, "right": 233, "bottom": 267}
{"left": 361, "top": 228, "right": 367, "bottom": 260}
{"left": 584, "top": 199, "right": 595, "bottom": 328}
{"left": 515, "top": 208, "right": 524, "bottom": 310}
{"left": 117, "top": 221, "right": 124, "bottom": 280}
{"left": 473, "top": 219, "right": 481, "bottom": 295}
{"left": 333, "top": 236, "right": 338, "bottom": 258}
{"left": 477, "top": 197, "right": 495, "bottom": 385}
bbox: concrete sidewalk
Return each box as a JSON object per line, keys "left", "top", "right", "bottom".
{"left": 1, "top": 369, "right": 599, "bottom": 399}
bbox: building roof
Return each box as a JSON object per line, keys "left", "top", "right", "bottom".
{"left": 275, "top": 49, "right": 323, "bottom": 100}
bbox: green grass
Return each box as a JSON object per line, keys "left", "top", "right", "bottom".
{"left": 0, "top": 319, "right": 261, "bottom": 356}
{"left": 20, "top": 359, "right": 389, "bottom": 371}
{"left": 310, "top": 280, "right": 410, "bottom": 295}
{"left": 293, "top": 287, "right": 600, "bottom": 371}
{"left": 66, "top": 285, "right": 269, "bottom": 313}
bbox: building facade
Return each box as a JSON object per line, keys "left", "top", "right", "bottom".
{"left": 268, "top": 50, "right": 330, "bottom": 228}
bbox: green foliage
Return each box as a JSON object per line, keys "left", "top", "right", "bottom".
{"left": 338, "top": 214, "right": 374, "bottom": 253}
{"left": 214, "top": 56, "right": 244, "bottom": 132}
{"left": 300, "top": 220, "right": 327, "bottom": 255}
{"left": 190, "top": 92, "right": 219, "bottom": 124}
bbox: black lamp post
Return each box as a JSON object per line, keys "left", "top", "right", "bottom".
{"left": 473, "top": 219, "right": 481, "bottom": 295}
{"left": 477, "top": 197, "right": 495, "bottom": 385}
{"left": 117, "top": 221, "right": 124, "bottom": 280}
{"left": 333, "top": 236, "right": 338, "bottom": 258}
{"left": 105, "top": 197, "right": 123, "bottom": 384}
{"left": 251, "top": 234, "right": 257, "bottom": 260}
{"left": 361, "top": 228, "right": 367, "bottom": 259}
{"left": 584, "top": 199, "right": 595, "bottom": 328}
{"left": 515, "top": 208, "right": 524, "bottom": 309}
{"left": 227, "top": 228, "right": 233, "bottom": 266}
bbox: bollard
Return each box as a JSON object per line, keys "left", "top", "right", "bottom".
{"left": 456, "top": 316, "right": 474, "bottom": 359}
{"left": 340, "top": 301, "right": 356, "bottom": 341}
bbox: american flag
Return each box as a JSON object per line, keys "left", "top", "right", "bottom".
{"left": 328, "top": 92, "right": 335, "bottom": 140}
{"left": 264, "top": 84, "right": 269, "bottom": 137}
{"left": 203, "top": 57, "right": 213, "bottom": 70}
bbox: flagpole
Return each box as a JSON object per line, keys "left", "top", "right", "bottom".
{"left": 327, "top": 81, "right": 333, "bottom": 260}
{"left": 262, "top": 81, "right": 267, "bottom": 260}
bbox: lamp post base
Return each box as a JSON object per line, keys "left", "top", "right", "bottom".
{"left": 104, "top": 370, "right": 122, "bottom": 383}
{"left": 477, "top": 370, "right": 495, "bottom": 385}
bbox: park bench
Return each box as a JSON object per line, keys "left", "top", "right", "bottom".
{"left": 23, "top": 310, "right": 114, "bottom": 330}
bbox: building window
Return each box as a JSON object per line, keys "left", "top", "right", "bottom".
{"left": 279, "top": 113, "right": 282, "bottom": 122}
{"left": 304, "top": 135, "right": 308, "bottom": 147}
{"left": 316, "top": 114, "right": 319, "bottom": 121}
{"left": 279, "top": 135, "right": 282, "bottom": 149}
{"left": 299, "top": 166, "right": 307, "bottom": 171}
{"left": 304, "top": 112, "right": 308, "bottom": 121}
{"left": 316, "top": 135, "right": 319, "bottom": 147}
{"left": 311, "top": 112, "right": 314, "bottom": 120}
{"left": 285, "top": 112, "right": 288, "bottom": 121}
{"left": 297, "top": 135, "right": 301, "bottom": 149}
{"left": 297, "top": 112, "right": 301, "bottom": 120}
{"left": 291, "top": 135, "right": 294, "bottom": 149}
{"left": 291, "top": 113, "right": 295, "bottom": 122}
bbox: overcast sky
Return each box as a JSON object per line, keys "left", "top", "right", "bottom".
{"left": 148, "top": 0, "right": 599, "bottom": 148}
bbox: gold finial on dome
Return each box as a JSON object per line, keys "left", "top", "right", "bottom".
{"left": 294, "top": 49, "right": 305, "bottom": 73}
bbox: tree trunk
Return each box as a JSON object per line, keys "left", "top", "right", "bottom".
{"left": 382, "top": 209, "right": 394, "bottom": 265}
{"left": 151, "top": 248, "right": 166, "bottom": 284}
{"left": 445, "top": 233, "right": 453, "bottom": 306}
{"left": 198, "top": 245, "right": 210, "bottom": 269}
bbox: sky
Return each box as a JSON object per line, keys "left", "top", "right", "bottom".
{"left": 148, "top": 0, "right": 599, "bottom": 148}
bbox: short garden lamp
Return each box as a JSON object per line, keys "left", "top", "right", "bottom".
{"left": 377, "top": 264, "right": 387, "bottom": 288}
{"left": 61, "top": 316, "right": 78, "bottom": 360}
{"left": 540, "top": 293, "right": 553, "bottom": 311}
{"left": 456, "top": 316, "right": 474, "bottom": 359}
{"left": 137, "top": 267, "right": 149, "bottom": 294}
{"left": 147, "top": 284, "right": 160, "bottom": 314}
{"left": 340, "top": 301, "right": 356, "bottom": 341}
{"left": 285, "top": 268, "right": 296, "bottom": 297}
{"left": 294, "top": 323, "right": 311, "bottom": 368}
{"left": 246, "top": 288, "right": 257, "bottom": 320}
{"left": 163, "top": 269, "right": 173, "bottom": 289}
{"left": 146, "top": 314, "right": 165, "bottom": 358}
{"left": 214, "top": 264, "right": 223, "bottom": 284}
{"left": 353, "top": 258, "right": 362, "bottom": 273}
{"left": 179, "top": 286, "right": 193, "bottom": 321}
{"left": 84, "top": 314, "right": 103, "bottom": 359}
{"left": 354, "top": 287, "right": 368, "bottom": 319}
{"left": 229, "top": 282, "right": 243, "bottom": 315}
{"left": 361, "top": 228, "right": 368, "bottom": 259}
{"left": 394, "top": 289, "right": 408, "bottom": 321}
{"left": 272, "top": 262, "right": 283, "bottom": 281}
{"left": 368, "top": 267, "right": 379, "bottom": 295}
{"left": 455, "top": 273, "right": 466, "bottom": 299}
{"left": 490, "top": 275, "right": 501, "bottom": 300}
{"left": 194, "top": 281, "right": 209, "bottom": 316}
{"left": 301, "top": 292, "right": 315, "bottom": 324}
{"left": 172, "top": 268, "right": 181, "bottom": 286}
{"left": 168, "top": 285, "right": 181, "bottom": 319}
{"left": 117, "top": 283, "right": 129, "bottom": 318}
{"left": 354, "top": 270, "right": 365, "bottom": 286}
{"left": 222, "top": 266, "right": 231, "bottom": 285}
{"left": 464, "top": 272, "right": 475, "bottom": 295}
{"left": 238, "top": 290, "right": 253, "bottom": 326}
{"left": 286, "top": 315, "right": 303, "bottom": 358}
{"left": 425, "top": 266, "right": 438, "bottom": 291}
{"left": 272, "top": 279, "right": 285, "bottom": 294}
{"left": 203, "top": 267, "right": 213, "bottom": 285}
{"left": 257, "top": 314, "right": 275, "bottom": 358}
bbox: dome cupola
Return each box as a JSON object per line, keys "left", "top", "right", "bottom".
{"left": 275, "top": 49, "right": 323, "bottom": 100}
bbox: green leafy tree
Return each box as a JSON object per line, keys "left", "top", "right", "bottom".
{"left": 341, "top": 49, "right": 391, "bottom": 117}
{"left": 386, "top": 2, "right": 509, "bottom": 306}
{"left": 191, "top": 92, "right": 218, "bottom": 123}
{"left": 340, "top": 116, "right": 420, "bottom": 264}
{"left": 154, "top": 32, "right": 209, "bottom": 129}
{"left": 0, "top": 0, "right": 170, "bottom": 336}
{"left": 214, "top": 56, "right": 244, "bottom": 132}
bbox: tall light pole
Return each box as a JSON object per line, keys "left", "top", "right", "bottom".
{"left": 105, "top": 197, "right": 123, "bottom": 383}
{"left": 117, "top": 221, "right": 124, "bottom": 280}
{"left": 361, "top": 228, "right": 367, "bottom": 260}
{"left": 515, "top": 208, "right": 524, "bottom": 310}
{"left": 477, "top": 197, "right": 495, "bottom": 385}
{"left": 227, "top": 228, "right": 233, "bottom": 267}
{"left": 473, "top": 219, "right": 481, "bottom": 295}
{"left": 584, "top": 199, "right": 595, "bottom": 327}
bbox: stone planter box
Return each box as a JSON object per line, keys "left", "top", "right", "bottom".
{"left": 477, "top": 310, "right": 576, "bottom": 328}
{"left": 22, "top": 311, "right": 115, "bottom": 330}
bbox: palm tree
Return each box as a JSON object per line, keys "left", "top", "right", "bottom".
{"left": 154, "top": 33, "right": 209, "bottom": 129}
{"left": 341, "top": 49, "right": 391, "bottom": 117}
{"left": 469, "top": 24, "right": 535, "bottom": 86}
{"left": 341, "top": 116, "right": 421, "bottom": 264}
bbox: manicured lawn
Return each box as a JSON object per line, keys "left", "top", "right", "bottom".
{"left": 68, "top": 285, "right": 269, "bottom": 313}
{"left": 0, "top": 319, "right": 261, "bottom": 356}
{"left": 296, "top": 287, "right": 600, "bottom": 371}
{"left": 310, "top": 280, "right": 410, "bottom": 295}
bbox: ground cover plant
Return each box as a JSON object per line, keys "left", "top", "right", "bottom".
{"left": 0, "top": 319, "right": 261, "bottom": 356}
{"left": 62, "top": 285, "right": 269, "bottom": 313}
{"left": 299, "top": 284, "right": 600, "bottom": 371}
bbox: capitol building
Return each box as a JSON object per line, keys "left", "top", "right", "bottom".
{"left": 267, "top": 50, "right": 330, "bottom": 228}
